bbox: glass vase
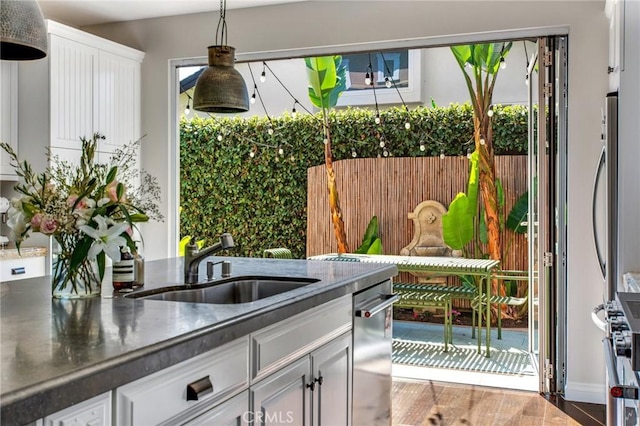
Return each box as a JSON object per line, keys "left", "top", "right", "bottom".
{"left": 51, "top": 234, "right": 102, "bottom": 299}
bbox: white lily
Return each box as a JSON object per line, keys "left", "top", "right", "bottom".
{"left": 80, "top": 215, "right": 129, "bottom": 261}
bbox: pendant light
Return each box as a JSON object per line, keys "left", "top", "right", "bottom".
{"left": 193, "top": 0, "right": 249, "bottom": 113}
{"left": 0, "top": 0, "right": 48, "bottom": 60}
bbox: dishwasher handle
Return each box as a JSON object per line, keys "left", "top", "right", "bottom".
{"left": 355, "top": 293, "right": 399, "bottom": 318}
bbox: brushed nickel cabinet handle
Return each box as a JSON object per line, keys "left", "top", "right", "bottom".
{"left": 186, "top": 376, "right": 213, "bottom": 401}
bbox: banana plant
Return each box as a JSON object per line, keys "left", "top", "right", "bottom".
{"left": 442, "top": 150, "right": 480, "bottom": 252}
{"left": 305, "top": 56, "right": 350, "bottom": 252}
{"left": 451, "top": 42, "right": 512, "bottom": 300}
{"left": 354, "top": 215, "right": 382, "bottom": 254}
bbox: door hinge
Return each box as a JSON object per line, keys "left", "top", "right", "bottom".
{"left": 543, "top": 252, "right": 553, "bottom": 267}
{"left": 543, "top": 49, "right": 554, "bottom": 67}
{"left": 543, "top": 83, "right": 554, "bottom": 98}
{"left": 545, "top": 363, "right": 554, "bottom": 380}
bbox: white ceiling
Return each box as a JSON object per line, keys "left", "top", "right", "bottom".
{"left": 38, "top": 0, "right": 306, "bottom": 27}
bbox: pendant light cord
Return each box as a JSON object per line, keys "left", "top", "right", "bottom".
{"left": 215, "top": 0, "right": 228, "bottom": 47}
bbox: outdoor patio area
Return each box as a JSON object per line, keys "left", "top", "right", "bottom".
{"left": 392, "top": 320, "right": 538, "bottom": 392}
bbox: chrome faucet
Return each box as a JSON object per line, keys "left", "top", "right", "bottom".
{"left": 184, "top": 233, "right": 235, "bottom": 284}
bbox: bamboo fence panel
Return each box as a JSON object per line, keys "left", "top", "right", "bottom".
{"left": 307, "top": 156, "right": 529, "bottom": 309}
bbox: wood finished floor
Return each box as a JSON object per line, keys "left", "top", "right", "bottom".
{"left": 392, "top": 379, "right": 606, "bottom": 426}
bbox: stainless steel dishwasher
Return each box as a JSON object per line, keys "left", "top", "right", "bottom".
{"left": 352, "top": 280, "right": 399, "bottom": 426}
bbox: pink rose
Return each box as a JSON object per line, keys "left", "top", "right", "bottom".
{"left": 40, "top": 217, "right": 58, "bottom": 235}
{"left": 105, "top": 181, "right": 126, "bottom": 203}
{"left": 30, "top": 213, "right": 43, "bottom": 231}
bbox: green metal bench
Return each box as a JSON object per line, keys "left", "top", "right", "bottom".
{"left": 309, "top": 253, "right": 499, "bottom": 357}
{"left": 263, "top": 248, "right": 293, "bottom": 259}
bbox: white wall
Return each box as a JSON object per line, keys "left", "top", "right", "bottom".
{"left": 83, "top": 0, "right": 609, "bottom": 403}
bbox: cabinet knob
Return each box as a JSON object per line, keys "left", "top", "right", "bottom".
{"left": 306, "top": 382, "right": 316, "bottom": 391}
{"left": 186, "top": 376, "right": 213, "bottom": 401}
{"left": 315, "top": 376, "right": 324, "bottom": 386}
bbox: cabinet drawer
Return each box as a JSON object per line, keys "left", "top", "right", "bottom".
{"left": 1, "top": 256, "right": 46, "bottom": 282}
{"left": 251, "top": 294, "right": 351, "bottom": 381}
{"left": 116, "top": 336, "right": 249, "bottom": 426}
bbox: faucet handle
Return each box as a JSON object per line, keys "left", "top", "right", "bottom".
{"left": 186, "top": 237, "right": 200, "bottom": 254}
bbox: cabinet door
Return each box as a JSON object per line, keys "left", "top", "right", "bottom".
{"left": 96, "top": 50, "right": 140, "bottom": 152}
{"left": 183, "top": 390, "right": 249, "bottom": 426}
{"left": 43, "top": 391, "right": 111, "bottom": 426}
{"left": 311, "top": 333, "right": 352, "bottom": 426}
{"left": 49, "top": 35, "right": 96, "bottom": 150}
{"left": 251, "top": 357, "right": 311, "bottom": 426}
{"left": 0, "top": 61, "right": 18, "bottom": 179}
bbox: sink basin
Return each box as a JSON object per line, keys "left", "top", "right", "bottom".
{"left": 125, "top": 276, "right": 319, "bottom": 304}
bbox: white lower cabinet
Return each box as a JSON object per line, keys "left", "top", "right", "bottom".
{"left": 115, "top": 336, "right": 249, "bottom": 426}
{"left": 42, "top": 391, "right": 111, "bottom": 426}
{"left": 0, "top": 256, "right": 47, "bottom": 282}
{"left": 251, "top": 333, "right": 352, "bottom": 426}
{"left": 31, "top": 295, "right": 354, "bottom": 425}
{"left": 183, "top": 390, "right": 250, "bottom": 426}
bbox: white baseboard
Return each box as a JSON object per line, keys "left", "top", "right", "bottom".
{"left": 564, "top": 381, "right": 605, "bottom": 404}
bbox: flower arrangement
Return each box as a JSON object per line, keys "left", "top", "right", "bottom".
{"left": 1, "top": 134, "right": 163, "bottom": 298}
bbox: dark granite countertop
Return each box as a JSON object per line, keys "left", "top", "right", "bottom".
{"left": 0, "top": 256, "right": 397, "bottom": 425}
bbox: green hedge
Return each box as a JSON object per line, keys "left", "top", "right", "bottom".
{"left": 180, "top": 103, "right": 529, "bottom": 257}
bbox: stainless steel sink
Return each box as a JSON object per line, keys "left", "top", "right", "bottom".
{"left": 125, "top": 276, "right": 319, "bottom": 304}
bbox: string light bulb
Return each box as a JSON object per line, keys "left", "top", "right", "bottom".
{"left": 385, "top": 76, "right": 391, "bottom": 88}
{"left": 419, "top": 143, "right": 426, "bottom": 152}
{"left": 365, "top": 72, "right": 371, "bottom": 86}
{"left": 291, "top": 101, "right": 298, "bottom": 118}
{"left": 480, "top": 138, "right": 486, "bottom": 145}
{"left": 351, "top": 149, "right": 357, "bottom": 158}
{"left": 405, "top": 121, "right": 411, "bottom": 130}
{"left": 383, "top": 149, "right": 389, "bottom": 157}
{"left": 500, "top": 57, "right": 506, "bottom": 69}
{"left": 267, "top": 127, "right": 274, "bottom": 135}
{"left": 260, "top": 64, "right": 266, "bottom": 83}
{"left": 440, "top": 150, "right": 445, "bottom": 159}
{"left": 467, "top": 146, "right": 474, "bottom": 159}
{"left": 249, "top": 151, "right": 255, "bottom": 158}
{"left": 525, "top": 75, "right": 529, "bottom": 86}
{"left": 278, "top": 147, "right": 284, "bottom": 156}
{"left": 217, "top": 134, "right": 223, "bottom": 141}
{"left": 374, "top": 113, "right": 381, "bottom": 125}
{"left": 379, "top": 140, "right": 385, "bottom": 148}
{"left": 184, "top": 99, "right": 191, "bottom": 115}
{"left": 250, "top": 84, "right": 257, "bottom": 104}
{"left": 487, "top": 109, "right": 494, "bottom": 117}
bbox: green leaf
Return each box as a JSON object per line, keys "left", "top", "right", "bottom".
{"left": 507, "top": 191, "right": 529, "bottom": 234}
{"left": 366, "top": 237, "right": 383, "bottom": 255}
{"left": 442, "top": 192, "right": 474, "bottom": 250}
{"left": 106, "top": 166, "right": 117, "bottom": 184}
{"left": 354, "top": 215, "right": 378, "bottom": 254}
{"left": 69, "top": 236, "right": 93, "bottom": 272}
{"left": 305, "top": 56, "right": 346, "bottom": 110}
{"left": 466, "top": 150, "right": 479, "bottom": 213}
{"left": 97, "top": 251, "right": 106, "bottom": 281}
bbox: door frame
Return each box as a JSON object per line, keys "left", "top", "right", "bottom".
{"left": 168, "top": 26, "right": 571, "bottom": 395}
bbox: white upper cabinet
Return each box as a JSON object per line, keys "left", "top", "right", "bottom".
{"left": 0, "top": 61, "right": 18, "bottom": 180}
{"left": 46, "top": 20, "right": 144, "bottom": 159}
{"left": 606, "top": 0, "right": 624, "bottom": 91}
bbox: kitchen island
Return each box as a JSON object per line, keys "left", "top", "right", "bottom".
{"left": 0, "top": 256, "right": 397, "bottom": 425}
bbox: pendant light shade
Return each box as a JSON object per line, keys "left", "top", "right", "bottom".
{"left": 0, "top": 0, "right": 48, "bottom": 60}
{"left": 193, "top": 45, "right": 249, "bottom": 113}
{"left": 192, "top": 0, "right": 249, "bottom": 113}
